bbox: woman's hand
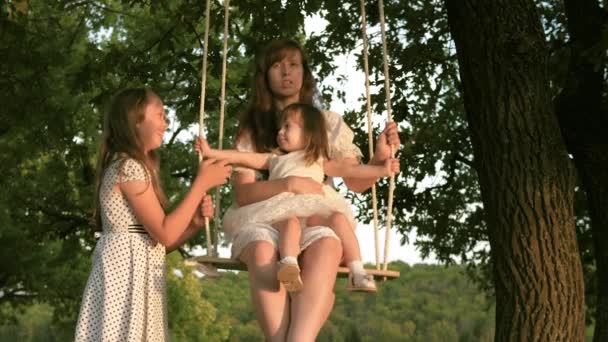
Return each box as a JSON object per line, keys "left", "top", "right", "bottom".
{"left": 190, "top": 195, "right": 214, "bottom": 228}
{"left": 384, "top": 158, "right": 401, "bottom": 176}
{"left": 285, "top": 176, "right": 324, "bottom": 194}
{"left": 374, "top": 121, "right": 401, "bottom": 161}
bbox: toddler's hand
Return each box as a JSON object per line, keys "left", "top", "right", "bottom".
{"left": 384, "top": 158, "right": 400, "bottom": 176}
{"left": 194, "top": 136, "right": 213, "bottom": 157}
{"left": 199, "top": 158, "right": 232, "bottom": 188}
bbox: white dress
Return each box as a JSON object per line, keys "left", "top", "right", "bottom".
{"left": 75, "top": 158, "right": 168, "bottom": 342}
{"left": 222, "top": 150, "right": 356, "bottom": 238}
{"left": 227, "top": 110, "right": 363, "bottom": 258}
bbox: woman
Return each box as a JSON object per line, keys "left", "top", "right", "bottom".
{"left": 229, "top": 39, "right": 400, "bottom": 341}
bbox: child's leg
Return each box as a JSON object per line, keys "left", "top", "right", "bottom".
{"left": 273, "top": 217, "right": 303, "bottom": 292}
{"left": 273, "top": 216, "right": 301, "bottom": 260}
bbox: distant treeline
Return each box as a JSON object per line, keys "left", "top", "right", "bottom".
{"left": 1, "top": 260, "right": 498, "bottom": 341}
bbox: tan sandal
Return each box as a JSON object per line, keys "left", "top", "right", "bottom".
{"left": 277, "top": 262, "right": 303, "bottom": 292}
{"left": 346, "top": 273, "right": 377, "bottom": 293}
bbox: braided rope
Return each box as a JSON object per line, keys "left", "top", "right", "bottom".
{"left": 378, "top": 0, "right": 396, "bottom": 271}
{"left": 212, "top": 0, "right": 230, "bottom": 256}
{"left": 359, "top": 0, "right": 381, "bottom": 270}
{"left": 198, "top": 0, "right": 212, "bottom": 256}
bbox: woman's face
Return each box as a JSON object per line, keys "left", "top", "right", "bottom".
{"left": 136, "top": 95, "right": 167, "bottom": 153}
{"left": 267, "top": 49, "right": 304, "bottom": 104}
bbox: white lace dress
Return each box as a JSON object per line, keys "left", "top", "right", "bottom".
{"left": 75, "top": 158, "right": 168, "bottom": 341}
{"left": 226, "top": 110, "right": 363, "bottom": 258}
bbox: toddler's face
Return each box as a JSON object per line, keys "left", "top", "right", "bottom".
{"left": 277, "top": 111, "right": 307, "bottom": 152}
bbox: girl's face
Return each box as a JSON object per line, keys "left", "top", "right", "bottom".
{"left": 277, "top": 111, "right": 307, "bottom": 152}
{"left": 267, "top": 49, "right": 304, "bottom": 104}
{"left": 136, "top": 96, "right": 167, "bottom": 153}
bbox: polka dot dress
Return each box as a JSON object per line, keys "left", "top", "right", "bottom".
{"left": 75, "top": 158, "right": 168, "bottom": 341}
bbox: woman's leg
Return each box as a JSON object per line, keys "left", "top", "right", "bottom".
{"left": 306, "top": 213, "right": 361, "bottom": 264}
{"left": 239, "top": 241, "right": 289, "bottom": 342}
{"left": 287, "top": 237, "right": 343, "bottom": 342}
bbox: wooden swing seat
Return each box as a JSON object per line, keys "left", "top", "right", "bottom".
{"left": 188, "top": 256, "right": 400, "bottom": 279}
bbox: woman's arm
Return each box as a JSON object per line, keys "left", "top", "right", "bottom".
{"left": 341, "top": 122, "right": 401, "bottom": 193}
{"left": 233, "top": 171, "right": 324, "bottom": 206}
{"left": 324, "top": 158, "right": 399, "bottom": 179}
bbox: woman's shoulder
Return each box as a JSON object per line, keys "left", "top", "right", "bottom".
{"left": 321, "top": 109, "right": 342, "bottom": 123}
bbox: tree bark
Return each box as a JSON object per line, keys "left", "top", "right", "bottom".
{"left": 446, "top": 0, "right": 585, "bottom": 341}
{"left": 556, "top": 1, "right": 608, "bottom": 341}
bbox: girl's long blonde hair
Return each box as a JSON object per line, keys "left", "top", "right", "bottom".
{"left": 92, "top": 88, "right": 168, "bottom": 231}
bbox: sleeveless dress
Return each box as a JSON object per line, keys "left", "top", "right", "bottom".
{"left": 75, "top": 158, "right": 168, "bottom": 342}
{"left": 226, "top": 110, "right": 363, "bottom": 258}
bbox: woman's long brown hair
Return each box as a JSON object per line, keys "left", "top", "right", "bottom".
{"left": 92, "top": 88, "right": 168, "bottom": 231}
{"left": 238, "top": 38, "right": 317, "bottom": 153}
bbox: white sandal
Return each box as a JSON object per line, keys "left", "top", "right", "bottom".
{"left": 347, "top": 273, "right": 377, "bottom": 293}
{"left": 277, "top": 262, "right": 303, "bottom": 292}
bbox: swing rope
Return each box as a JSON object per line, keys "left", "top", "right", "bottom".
{"left": 358, "top": 0, "right": 381, "bottom": 270}
{"left": 198, "top": 0, "right": 213, "bottom": 256}
{"left": 212, "top": 0, "right": 230, "bottom": 257}
{"left": 378, "top": 0, "right": 396, "bottom": 272}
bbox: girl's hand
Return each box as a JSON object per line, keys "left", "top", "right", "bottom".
{"left": 194, "top": 136, "right": 213, "bottom": 157}
{"left": 191, "top": 195, "right": 214, "bottom": 228}
{"left": 375, "top": 121, "right": 401, "bottom": 161}
{"left": 384, "top": 158, "right": 400, "bottom": 176}
{"left": 198, "top": 158, "right": 232, "bottom": 189}
{"left": 201, "top": 194, "right": 214, "bottom": 218}
{"left": 285, "top": 176, "right": 324, "bottom": 194}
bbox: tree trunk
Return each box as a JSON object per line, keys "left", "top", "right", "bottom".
{"left": 446, "top": 0, "right": 585, "bottom": 341}
{"left": 556, "top": 1, "right": 608, "bottom": 341}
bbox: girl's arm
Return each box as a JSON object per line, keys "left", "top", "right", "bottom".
{"left": 165, "top": 195, "right": 214, "bottom": 253}
{"left": 196, "top": 136, "right": 271, "bottom": 170}
{"left": 324, "top": 158, "right": 399, "bottom": 179}
{"left": 121, "top": 159, "right": 231, "bottom": 247}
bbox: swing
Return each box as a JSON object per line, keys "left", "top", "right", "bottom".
{"left": 187, "top": 0, "right": 400, "bottom": 281}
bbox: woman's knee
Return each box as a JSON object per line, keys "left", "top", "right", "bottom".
{"left": 304, "top": 237, "right": 343, "bottom": 262}
{"left": 239, "top": 241, "right": 280, "bottom": 287}
{"left": 329, "top": 212, "right": 348, "bottom": 225}
{"left": 239, "top": 241, "right": 278, "bottom": 267}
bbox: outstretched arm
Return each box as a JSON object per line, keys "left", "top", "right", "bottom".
{"left": 196, "top": 136, "right": 271, "bottom": 170}
{"left": 324, "top": 158, "right": 399, "bottom": 179}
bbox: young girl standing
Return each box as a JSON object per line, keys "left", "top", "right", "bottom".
{"left": 75, "top": 88, "right": 231, "bottom": 341}
{"left": 197, "top": 103, "right": 399, "bottom": 292}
